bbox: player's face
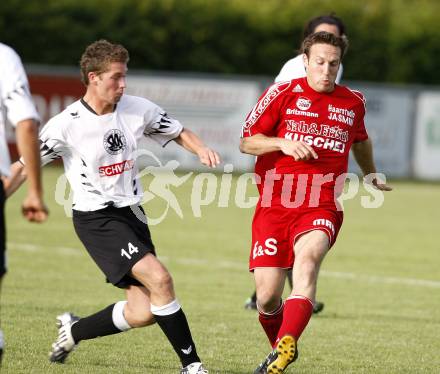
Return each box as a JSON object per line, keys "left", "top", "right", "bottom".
{"left": 96, "top": 62, "right": 127, "bottom": 104}
{"left": 303, "top": 43, "right": 341, "bottom": 93}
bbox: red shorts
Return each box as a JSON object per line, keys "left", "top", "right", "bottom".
{"left": 249, "top": 204, "right": 343, "bottom": 271}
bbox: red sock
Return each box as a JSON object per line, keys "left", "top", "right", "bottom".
{"left": 276, "top": 295, "right": 313, "bottom": 343}
{"left": 258, "top": 302, "right": 284, "bottom": 348}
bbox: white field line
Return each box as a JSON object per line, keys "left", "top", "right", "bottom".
{"left": 319, "top": 270, "right": 440, "bottom": 288}
{"left": 9, "top": 242, "right": 440, "bottom": 289}
{"left": 8, "top": 242, "right": 81, "bottom": 256}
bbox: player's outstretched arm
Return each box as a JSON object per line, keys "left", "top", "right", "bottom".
{"left": 174, "top": 128, "right": 221, "bottom": 168}
{"left": 351, "top": 138, "right": 392, "bottom": 191}
{"left": 15, "top": 119, "right": 49, "bottom": 222}
{"left": 240, "top": 134, "right": 318, "bottom": 161}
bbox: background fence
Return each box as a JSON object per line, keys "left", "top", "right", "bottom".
{"left": 8, "top": 65, "right": 440, "bottom": 180}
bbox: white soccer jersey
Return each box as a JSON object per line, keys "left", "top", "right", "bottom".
{"left": 0, "top": 43, "right": 40, "bottom": 176}
{"left": 274, "top": 54, "right": 343, "bottom": 83}
{"left": 39, "top": 94, "right": 183, "bottom": 211}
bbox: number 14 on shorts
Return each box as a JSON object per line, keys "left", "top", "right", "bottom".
{"left": 121, "top": 242, "right": 139, "bottom": 260}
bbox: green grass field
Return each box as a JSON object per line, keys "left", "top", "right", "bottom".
{"left": 2, "top": 166, "right": 440, "bottom": 373}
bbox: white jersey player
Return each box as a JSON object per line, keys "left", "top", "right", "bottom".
{"left": 39, "top": 95, "right": 184, "bottom": 211}
{"left": 0, "top": 42, "right": 47, "bottom": 365}
{"left": 8, "top": 39, "right": 217, "bottom": 374}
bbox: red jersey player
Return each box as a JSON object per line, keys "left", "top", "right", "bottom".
{"left": 240, "top": 32, "right": 391, "bottom": 373}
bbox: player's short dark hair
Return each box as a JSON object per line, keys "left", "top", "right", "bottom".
{"left": 80, "top": 39, "right": 129, "bottom": 85}
{"left": 302, "top": 31, "right": 349, "bottom": 59}
{"left": 303, "top": 14, "right": 346, "bottom": 39}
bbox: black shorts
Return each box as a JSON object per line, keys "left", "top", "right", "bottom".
{"left": 73, "top": 205, "right": 156, "bottom": 289}
{"left": 0, "top": 179, "right": 6, "bottom": 277}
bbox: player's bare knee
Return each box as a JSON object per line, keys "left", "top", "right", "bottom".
{"left": 256, "top": 290, "right": 280, "bottom": 312}
{"left": 150, "top": 269, "right": 174, "bottom": 292}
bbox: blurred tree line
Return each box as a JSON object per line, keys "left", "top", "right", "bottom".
{"left": 1, "top": 0, "right": 439, "bottom": 84}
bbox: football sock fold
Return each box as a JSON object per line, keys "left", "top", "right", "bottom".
{"left": 258, "top": 300, "right": 284, "bottom": 348}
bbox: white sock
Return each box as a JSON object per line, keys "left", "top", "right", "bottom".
{"left": 150, "top": 299, "right": 181, "bottom": 316}
{"left": 112, "top": 301, "right": 132, "bottom": 331}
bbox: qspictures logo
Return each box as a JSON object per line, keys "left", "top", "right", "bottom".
{"left": 54, "top": 150, "right": 389, "bottom": 224}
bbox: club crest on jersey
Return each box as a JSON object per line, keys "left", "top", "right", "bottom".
{"left": 296, "top": 97, "right": 312, "bottom": 111}
{"left": 104, "top": 129, "right": 126, "bottom": 155}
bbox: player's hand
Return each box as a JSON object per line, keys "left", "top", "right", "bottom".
{"left": 280, "top": 140, "right": 318, "bottom": 161}
{"left": 21, "top": 193, "right": 49, "bottom": 223}
{"left": 371, "top": 177, "right": 393, "bottom": 191}
{"left": 364, "top": 174, "right": 393, "bottom": 191}
{"left": 197, "top": 147, "right": 221, "bottom": 168}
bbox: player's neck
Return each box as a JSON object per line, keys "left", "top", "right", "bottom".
{"left": 82, "top": 93, "right": 115, "bottom": 115}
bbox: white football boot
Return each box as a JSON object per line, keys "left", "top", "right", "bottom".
{"left": 49, "top": 312, "right": 80, "bottom": 363}
{"left": 180, "top": 361, "right": 208, "bottom": 374}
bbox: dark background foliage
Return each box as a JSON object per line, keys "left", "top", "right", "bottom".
{"left": 1, "top": 0, "right": 439, "bottom": 84}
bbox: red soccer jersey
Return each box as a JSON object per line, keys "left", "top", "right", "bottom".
{"left": 242, "top": 77, "right": 368, "bottom": 209}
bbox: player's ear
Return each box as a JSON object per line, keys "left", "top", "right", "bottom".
{"left": 303, "top": 53, "right": 309, "bottom": 69}
{"left": 88, "top": 71, "right": 99, "bottom": 85}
